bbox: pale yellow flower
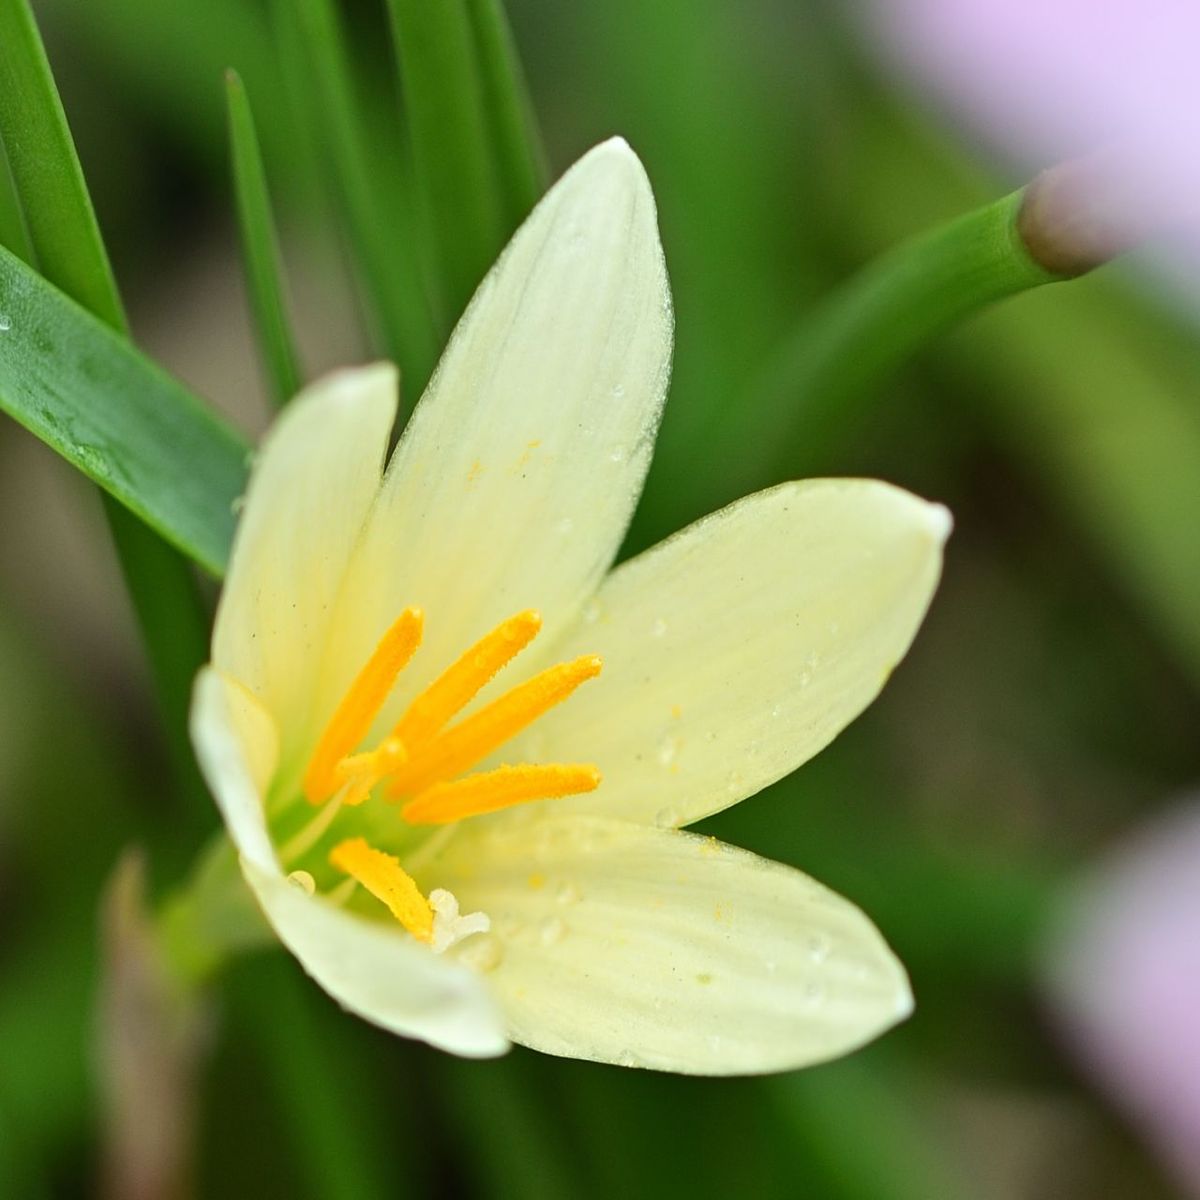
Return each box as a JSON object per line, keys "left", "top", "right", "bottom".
{"left": 190, "top": 139, "right": 950, "bottom": 1073}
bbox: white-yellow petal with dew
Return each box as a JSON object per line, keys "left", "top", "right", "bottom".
{"left": 212, "top": 366, "right": 398, "bottom": 763}
{"left": 429, "top": 815, "right": 911, "bottom": 1074}
{"left": 191, "top": 668, "right": 509, "bottom": 1057}
{"left": 514, "top": 479, "right": 950, "bottom": 827}
{"left": 323, "top": 138, "right": 673, "bottom": 731}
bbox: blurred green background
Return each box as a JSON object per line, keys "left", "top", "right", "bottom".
{"left": 2, "top": 1, "right": 1199, "bottom": 1196}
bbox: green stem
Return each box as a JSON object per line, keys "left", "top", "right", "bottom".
{"left": 679, "top": 190, "right": 1061, "bottom": 521}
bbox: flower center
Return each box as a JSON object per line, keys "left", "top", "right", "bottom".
{"left": 291, "top": 608, "right": 602, "bottom": 947}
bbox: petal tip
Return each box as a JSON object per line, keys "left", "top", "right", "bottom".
{"left": 575, "top": 135, "right": 651, "bottom": 192}
{"left": 921, "top": 500, "right": 954, "bottom": 545}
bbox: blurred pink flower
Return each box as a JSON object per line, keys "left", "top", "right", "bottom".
{"left": 1044, "top": 802, "right": 1200, "bottom": 1196}
{"left": 868, "top": 0, "right": 1200, "bottom": 247}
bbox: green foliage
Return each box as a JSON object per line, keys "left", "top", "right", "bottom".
{"left": 0, "top": 245, "right": 247, "bottom": 574}
{"left": 225, "top": 69, "right": 302, "bottom": 406}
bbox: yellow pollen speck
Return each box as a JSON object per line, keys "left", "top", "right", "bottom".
{"left": 670, "top": 704, "right": 682, "bottom": 719}
{"left": 329, "top": 837, "right": 433, "bottom": 942}
{"left": 528, "top": 873, "right": 546, "bottom": 890}
{"left": 467, "top": 459, "right": 484, "bottom": 484}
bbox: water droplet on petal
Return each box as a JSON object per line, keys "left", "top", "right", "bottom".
{"left": 498, "top": 915, "right": 524, "bottom": 939}
{"left": 807, "top": 934, "right": 831, "bottom": 964}
{"left": 0, "top": 314, "right": 11, "bottom": 332}
{"left": 656, "top": 736, "right": 680, "bottom": 767}
{"left": 611, "top": 382, "right": 626, "bottom": 398}
{"left": 555, "top": 516, "right": 574, "bottom": 535}
{"left": 804, "top": 982, "right": 826, "bottom": 1008}
{"left": 538, "top": 916, "right": 567, "bottom": 947}
{"left": 555, "top": 881, "right": 581, "bottom": 905}
{"left": 457, "top": 934, "right": 503, "bottom": 973}
{"left": 650, "top": 617, "right": 668, "bottom": 638}
{"left": 287, "top": 870, "right": 316, "bottom": 895}
{"left": 654, "top": 806, "right": 681, "bottom": 828}
{"left": 583, "top": 600, "right": 603, "bottom": 625}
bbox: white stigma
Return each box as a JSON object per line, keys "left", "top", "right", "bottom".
{"left": 428, "top": 888, "right": 491, "bottom": 954}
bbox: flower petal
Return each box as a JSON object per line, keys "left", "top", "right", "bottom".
{"left": 190, "top": 667, "right": 509, "bottom": 1057}
{"left": 212, "top": 365, "right": 398, "bottom": 762}
{"left": 515, "top": 479, "right": 949, "bottom": 827}
{"left": 429, "top": 815, "right": 911, "bottom": 1074}
{"left": 325, "top": 139, "right": 672, "bottom": 718}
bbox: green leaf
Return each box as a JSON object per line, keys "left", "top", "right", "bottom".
{"left": 279, "top": 0, "right": 435, "bottom": 385}
{"left": 0, "top": 0, "right": 225, "bottom": 804}
{"left": 463, "top": 0, "right": 548, "bottom": 228}
{"left": 0, "top": 0, "right": 127, "bottom": 331}
{"left": 225, "top": 69, "right": 303, "bottom": 407}
{"left": 0, "top": 138, "right": 32, "bottom": 263}
{"left": 0, "top": 245, "right": 248, "bottom": 575}
{"left": 386, "top": 0, "right": 505, "bottom": 325}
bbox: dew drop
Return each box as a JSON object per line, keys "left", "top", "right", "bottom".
{"left": 458, "top": 934, "right": 503, "bottom": 973}
{"left": 538, "top": 916, "right": 567, "bottom": 947}
{"left": 654, "top": 806, "right": 681, "bottom": 828}
{"left": 804, "top": 982, "right": 826, "bottom": 1008}
{"left": 611, "top": 382, "right": 626, "bottom": 398}
{"left": 807, "top": 934, "right": 831, "bottom": 964}
{"left": 614, "top": 1048, "right": 645, "bottom": 1068}
{"left": 287, "top": 870, "right": 316, "bottom": 895}
{"left": 0, "top": 314, "right": 11, "bottom": 332}
{"left": 498, "top": 915, "right": 525, "bottom": 940}
{"left": 650, "top": 616, "right": 668, "bottom": 638}
{"left": 769, "top": 704, "right": 782, "bottom": 719}
{"left": 608, "top": 446, "right": 627, "bottom": 464}
{"left": 555, "top": 516, "right": 574, "bottom": 535}
{"left": 230, "top": 495, "right": 246, "bottom": 515}
{"left": 582, "top": 599, "right": 603, "bottom": 625}
{"left": 656, "top": 735, "right": 680, "bottom": 767}
{"left": 555, "top": 880, "right": 581, "bottom": 906}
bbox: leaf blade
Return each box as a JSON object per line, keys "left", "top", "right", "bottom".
{"left": 386, "top": 0, "right": 505, "bottom": 325}
{"left": 0, "top": 245, "right": 248, "bottom": 575}
{"left": 225, "top": 68, "right": 303, "bottom": 406}
{"left": 463, "top": 0, "right": 547, "bottom": 227}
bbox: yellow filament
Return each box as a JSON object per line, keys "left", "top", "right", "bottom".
{"left": 386, "top": 656, "right": 602, "bottom": 798}
{"left": 329, "top": 836, "right": 433, "bottom": 942}
{"left": 303, "top": 609, "right": 423, "bottom": 804}
{"left": 333, "top": 736, "right": 408, "bottom": 807}
{"left": 391, "top": 610, "right": 542, "bottom": 747}
{"left": 402, "top": 763, "right": 602, "bottom": 824}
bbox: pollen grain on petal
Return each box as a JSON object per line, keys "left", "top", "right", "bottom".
{"left": 329, "top": 836, "right": 434, "bottom": 943}
{"left": 402, "top": 763, "right": 602, "bottom": 824}
{"left": 303, "top": 608, "right": 423, "bottom": 804}
{"left": 386, "top": 655, "right": 603, "bottom": 797}
{"left": 391, "top": 609, "right": 543, "bottom": 748}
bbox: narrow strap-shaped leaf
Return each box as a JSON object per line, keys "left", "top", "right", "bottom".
{"left": 225, "top": 69, "right": 302, "bottom": 407}
{"left": 0, "top": 138, "right": 32, "bottom": 264}
{"left": 279, "top": 0, "right": 435, "bottom": 383}
{"left": 463, "top": 0, "right": 548, "bottom": 227}
{"left": 0, "top": 245, "right": 248, "bottom": 575}
{"left": 0, "top": 0, "right": 127, "bottom": 331}
{"left": 0, "top": 0, "right": 225, "bottom": 794}
{"left": 386, "top": 0, "right": 504, "bottom": 326}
